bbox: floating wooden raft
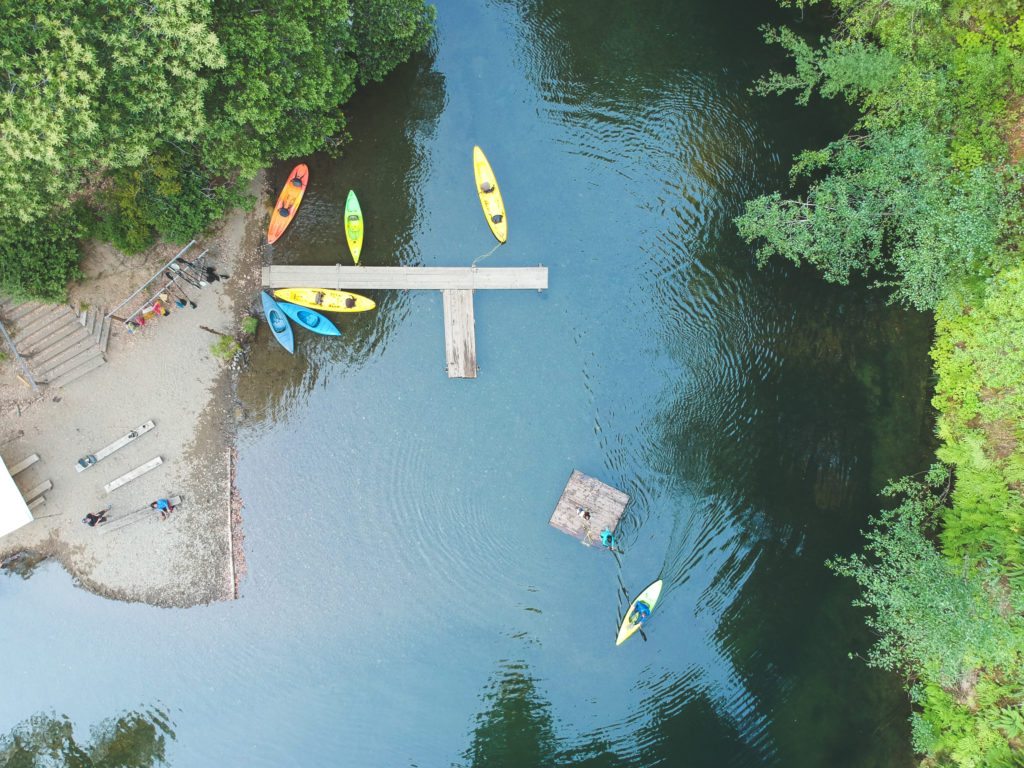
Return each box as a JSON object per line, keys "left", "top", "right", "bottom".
{"left": 549, "top": 470, "right": 629, "bottom": 547}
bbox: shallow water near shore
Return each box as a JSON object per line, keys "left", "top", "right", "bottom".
{"left": 1, "top": 0, "right": 934, "bottom": 764}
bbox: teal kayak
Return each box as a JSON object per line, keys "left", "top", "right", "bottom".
{"left": 279, "top": 302, "right": 341, "bottom": 337}
{"left": 260, "top": 291, "right": 294, "bottom": 353}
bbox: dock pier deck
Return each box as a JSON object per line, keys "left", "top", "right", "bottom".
{"left": 262, "top": 265, "right": 548, "bottom": 379}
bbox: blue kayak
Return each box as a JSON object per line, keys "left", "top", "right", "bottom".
{"left": 278, "top": 302, "right": 341, "bottom": 337}
{"left": 260, "top": 291, "right": 294, "bottom": 353}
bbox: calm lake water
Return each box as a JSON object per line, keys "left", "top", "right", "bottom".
{"left": 1, "top": 0, "right": 934, "bottom": 765}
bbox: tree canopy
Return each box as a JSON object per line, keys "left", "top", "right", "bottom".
{"left": 0, "top": 0, "right": 434, "bottom": 298}
{"left": 749, "top": 1, "right": 1024, "bottom": 765}
{"left": 736, "top": 0, "right": 1024, "bottom": 310}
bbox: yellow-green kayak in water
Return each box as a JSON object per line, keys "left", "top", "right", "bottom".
{"left": 345, "top": 189, "right": 363, "bottom": 265}
{"left": 616, "top": 579, "right": 663, "bottom": 646}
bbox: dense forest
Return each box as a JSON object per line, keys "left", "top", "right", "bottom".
{"left": 0, "top": 0, "right": 434, "bottom": 300}
{"left": 739, "top": 0, "right": 1024, "bottom": 764}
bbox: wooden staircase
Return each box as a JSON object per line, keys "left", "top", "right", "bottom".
{"left": 0, "top": 301, "right": 111, "bottom": 389}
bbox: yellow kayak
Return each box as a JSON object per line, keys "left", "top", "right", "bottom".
{"left": 473, "top": 146, "right": 507, "bottom": 243}
{"left": 616, "top": 579, "right": 663, "bottom": 646}
{"left": 272, "top": 288, "right": 376, "bottom": 313}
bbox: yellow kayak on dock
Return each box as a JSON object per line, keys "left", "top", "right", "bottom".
{"left": 473, "top": 146, "right": 507, "bottom": 243}
{"left": 272, "top": 288, "right": 376, "bottom": 313}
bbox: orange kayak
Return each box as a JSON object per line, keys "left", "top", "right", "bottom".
{"left": 267, "top": 164, "right": 309, "bottom": 244}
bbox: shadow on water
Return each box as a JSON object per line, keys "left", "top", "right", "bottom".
{"left": 456, "top": 660, "right": 557, "bottom": 768}
{"left": 237, "top": 46, "right": 447, "bottom": 422}
{"left": 503, "top": 0, "right": 933, "bottom": 766}
{"left": 0, "top": 706, "right": 174, "bottom": 767}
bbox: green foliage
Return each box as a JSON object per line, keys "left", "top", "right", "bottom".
{"left": 828, "top": 470, "right": 1022, "bottom": 687}
{"left": 829, "top": 469, "right": 1024, "bottom": 767}
{"left": 736, "top": 126, "right": 1006, "bottom": 310}
{"left": 756, "top": 1, "right": 1024, "bottom": 764}
{"left": 908, "top": 678, "right": 1024, "bottom": 768}
{"left": 930, "top": 266, "right": 1024, "bottom": 567}
{"left": 201, "top": 0, "right": 358, "bottom": 176}
{"left": 200, "top": 0, "right": 433, "bottom": 176}
{"left": 93, "top": 148, "right": 251, "bottom": 254}
{"left": 1, "top": 0, "right": 434, "bottom": 292}
{"left": 0, "top": 209, "right": 84, "bottom": 302}
{"left": 210, "top": 334, "right": 240, "bottom": 360}
{"left": 350, "top": 0, "right": 436, "bottom": 84}
{"left": 0, "top": 0, "right": 223, "bottom": 229}
{"left": 240, "top": 316, "right": 258, "bottom": 335}
{"left": 738, "top": 0, "right": 1024, "bottom": 310}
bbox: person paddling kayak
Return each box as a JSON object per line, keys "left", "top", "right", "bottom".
{"left": 629, "top": 600, "right": 651, "bottom": 625}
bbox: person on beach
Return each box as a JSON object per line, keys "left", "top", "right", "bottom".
{"left": 204, "top": 267, "right": 229, "bottom": 283}
{"left": 82, "top": 510, "right": 108, "bottom": 527}
{"left": 151, "top": 498, "right": 174, "bottom": 520}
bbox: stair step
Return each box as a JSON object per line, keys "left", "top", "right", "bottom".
{"left": 30, "top": 325, "right": 91, "bottom": 367}
{"left": 21, "top": 479, "right": 52, "bottom": 501}
{"left": 98, "top": 314, "right": 112, "bottom": 353}
{"left": 17, "top": 306, "right": 73, "bottom": 341}
{"left": 7, "top": 453, "right": 39, "bottom": 476}
{"left": 39, "top": 348, "right": 103, "bottom": 384}
{"left": 20, "top": 314, "right": 82, "bottom": 354}
{"left": 14, "top": 306, "right": 66, "bottom": 341}
{"left": 8, "top": 302, "right": 48, "bottom": 323}
{"left": 85, "top": 307, "right": 97, "bottom": 337}
{"left": 47, "top": 355, "right": 106, "bottom": 389}
{"left": 35, "top": 335, "right": 97, "bottom": 378}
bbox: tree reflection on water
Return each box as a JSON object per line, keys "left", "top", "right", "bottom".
{"left": 0, "top": 707, "right": 173, "bottom": 768}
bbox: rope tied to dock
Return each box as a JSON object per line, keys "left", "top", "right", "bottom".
{"left": 471, "top": 242, "right": 503, "bottom": 268}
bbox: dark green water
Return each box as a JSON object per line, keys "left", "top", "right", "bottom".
{"left": 1, "top": 0, "right": 934, "bottom": 765}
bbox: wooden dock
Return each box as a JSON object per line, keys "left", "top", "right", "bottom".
{"left": 549, "top": 470, "right": 629, "bottom": 548}
{"left": 261, "top": 265, "right": 547, "bottom": 379}
{"left": 442, "top": 290, "right": 476, "bottom": 378}
{"left": 261, "top": 265, "right": 547, "bottom": 291}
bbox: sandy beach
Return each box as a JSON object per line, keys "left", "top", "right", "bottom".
{"left": 0, "top": 176, "right": 265, "bottom": 607}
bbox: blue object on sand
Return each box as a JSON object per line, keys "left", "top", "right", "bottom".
{"left": 260, "top": 291, "right": 295, "bottom": 353}
{"left": 278, "top": 302, "right": 341, "bottom": 337}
